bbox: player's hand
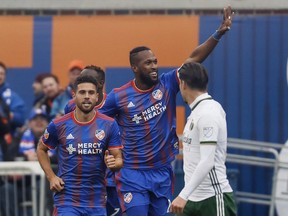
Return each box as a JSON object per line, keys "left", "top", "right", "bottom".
{"left": 217, "top": 6, "right": 234, "bottom": 35}
{"left": 169, "top": 196, "right": 187, "bottom": 214}
{"left": 49, "top": 176, "right": 65, "bottom": 192}
{"left": 104, "top": 150, "right": 116, "bottom": 169}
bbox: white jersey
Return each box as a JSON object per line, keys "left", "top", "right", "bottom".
{"left": 182, "top": 93, "right": 232, "bottom": 202}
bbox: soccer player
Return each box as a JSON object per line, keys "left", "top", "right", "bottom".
{"left": 64, "top": 65, "right": 107, "bottom": 114}
{"left": 100, "top": 6, "right": 233, "bottom": 216}
{"left": 64, "top": 66, "right": 122, "bottom": 216}
{"left": 37, "top": 75, "right": 123, "bottom": 216}
{"left": 170, "top": 62, "right": 236, "bottom": 215}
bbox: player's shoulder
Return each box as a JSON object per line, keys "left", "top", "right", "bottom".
{"left": 113, "top": 80, "right": 133, "bottom": 93}
{"left": 53, "top": 112, "right": 72, "bottom": 124}
{"left": 96, "top": 111, "right": 115, "bottom": 122}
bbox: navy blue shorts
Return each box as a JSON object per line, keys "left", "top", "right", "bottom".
{"left": 115, "top": 165, "right": 173, "bottom": 215}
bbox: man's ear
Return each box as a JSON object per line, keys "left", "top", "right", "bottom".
{"left": 72, "top": 91, "right": 76, "bottom": 98}
{"left": 131, "top": 65, "right": 138, "bottom": 73}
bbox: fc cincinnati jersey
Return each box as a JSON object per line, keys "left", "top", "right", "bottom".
{"left": 182, "top": 93, "right": 232, "bottom": 201}
{"left": 101, "top": 69, "right": 180, "bottom": 169}
{"left": 41, "top": 111, "right": 122, "bottom": 208}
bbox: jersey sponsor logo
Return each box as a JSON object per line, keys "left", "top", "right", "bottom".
{"left": 77, "top": 142, "right": 103, "bottom": 154}
{"left": 123, "top": 192, "right": 133, "bottom": 203}
{"left": 141, "top": 102, "right": 166, "bottom": 121}
{"left": 203, "top": 127, "right": 213, "bottom": 138}
{"left": 131, "top": 102, "right": 167, "bottom": 123}
{"left": 66, "top": 144, "right": 76, "bottom": 154}
{"left": 174, "top": 141, "right": 179, "bottom": 149}
{"left": 152, "top": 89, "right": 163, "bottom": 100}
{"left": 66, "top": 133, "right": 74, "bottom": 139}
{"left": 132, "top": 114, "right": 142, "bottom": 124}
{"left": 127, "top": 101, "right": 135, "bottom": 108}
{"left": 95, "top": 129, "right": 105, "bottom": 140}
{"left": 43, "top": 129, "right": 49, "bottom": 139}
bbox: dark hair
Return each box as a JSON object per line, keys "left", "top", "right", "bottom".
{"left": 34, "top": 73, "right": 50, "bottom": 83}
{"left": 178, "top": 62, "right": 208, "bottom": 91}
{"left": 74, "top": 75, "right": 98, "bottom": 91}
{"left": 83, "top": 65, "right": 105, "bottom": 82}
{"left": 129, "top": 46, "right": 151, "bottom": 66}
{"left": 41, "top": 74, "right": 60, "bottom": 84}
{"left": 0, "top": 62, "right": 7, "bottom": 72}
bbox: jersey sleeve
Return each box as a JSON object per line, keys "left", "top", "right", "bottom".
{"left": 197, "top": 115, "right": 219, "bottom": 144}
{"left": 107, "top": 120, "right": 122, "bottom": 150}
{"left": 161, "top": 68, "right": 180, "bottom": 94}
{"left": 100, "top": 90, "right": 118, "bottom": 118}
{"left": 64, "top": 99, "right": 76, "bottom": 114}
{"left": 41, "top": 121, "right": 59, "bottom": 149}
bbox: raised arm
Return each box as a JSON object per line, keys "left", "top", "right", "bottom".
{"left": 184, "top": 6, "right": 233, "bottom": 64}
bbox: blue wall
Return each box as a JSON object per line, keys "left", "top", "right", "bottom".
{"left": 200, "top": 15, "right": 288, "bottom": 216}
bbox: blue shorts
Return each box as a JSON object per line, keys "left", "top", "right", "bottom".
{"left": 106, "top": 186, "right": 122, "bottom": 216}
{"left": 53, "top": 206, "right": 106, "bottom": 216}
{"left": 115, "top": 165, "right": 173, "bottom": 215}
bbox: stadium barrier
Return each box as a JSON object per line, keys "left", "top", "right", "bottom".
{"left": 0, "top": 161, "right": 45, "bottom": 216}
{"left": 173, "top": 137, "right": 288, "bottom": 216}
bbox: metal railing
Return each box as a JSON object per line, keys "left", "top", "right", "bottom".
{"left": 227, "top": 138, "right": 288, "bottom": 216}
{"left": 0, "top": 161, "right": 46, "bottom": 216}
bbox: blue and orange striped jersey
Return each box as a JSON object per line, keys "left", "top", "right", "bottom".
{"left": 101, "top": 69, "right": 180, "bottom": 170}
{"left": 41, "top": 111, "right": 122, "bottom": 208}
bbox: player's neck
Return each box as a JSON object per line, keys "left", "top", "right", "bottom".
{"left": 134, "top": 79, "right": 154, "bottom": 91}
{"left": 74, "top": 109, "right": 96, "bottom": 123}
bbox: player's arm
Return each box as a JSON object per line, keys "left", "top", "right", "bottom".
{"left": 170, "top": 143, "right": 216, "bottom": 214}
{"left": 104, "top": 148, "right": 123, "bottom": 171}
{"left": 183, "top": 6, "right": 233, "bottom": 64}
{"left": 37, "top": 140, "right": 64, "bottom": 192}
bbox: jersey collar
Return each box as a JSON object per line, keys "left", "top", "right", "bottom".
{"left": 189, "top": 93, "right": 212, "bottom": 111}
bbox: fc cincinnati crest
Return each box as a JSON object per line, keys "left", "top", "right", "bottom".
{"left": 95, "top": 129, "right": 105, "bottom": 140}
{"left": 44, "top": 129, "right": 49, "bottom": 139}
{"left": 124, "top": 192, "right": 133, "bottom": 203}
{"left": 152, "top": 89, "right": 163, "bottom": 100}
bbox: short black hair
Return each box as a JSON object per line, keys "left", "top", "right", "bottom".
{"left": 0, "top": 62, "right": 7, "bottom": 72}
{"left": 129, "top": 46, "right": 151, "bottom": 66}
{"left": 83, "top": 65, "right": 105, "bottom": 82}
{"left": 178, "top": 62, "right": 208, "bottom": 91}
{"left": 74, "top": 75, "right": 98, "bottom": 91}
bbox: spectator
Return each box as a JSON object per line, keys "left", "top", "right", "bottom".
{"left": 32, "top": 73, "right": 50, "bottom": 106}
{"left": 34, "top": 74, "right": 63, "bottom": 121}
{"left": 0, "top": 108, "right": 57, "bottom": 216}
{"left": 0, "top": 61, "right": 26, "bottom": 161}
{"left": 50, "top": 59, "right": 83, "bottom": 118}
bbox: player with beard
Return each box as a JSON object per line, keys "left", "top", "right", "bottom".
{"left": 37, "top": 75, "right": 123, "bottom": 216}
{"left": 100, "top": 6, "right": 233, "bottom": 216}
{"left": 64, "top": 65, "right": 122, "bottom": 216}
